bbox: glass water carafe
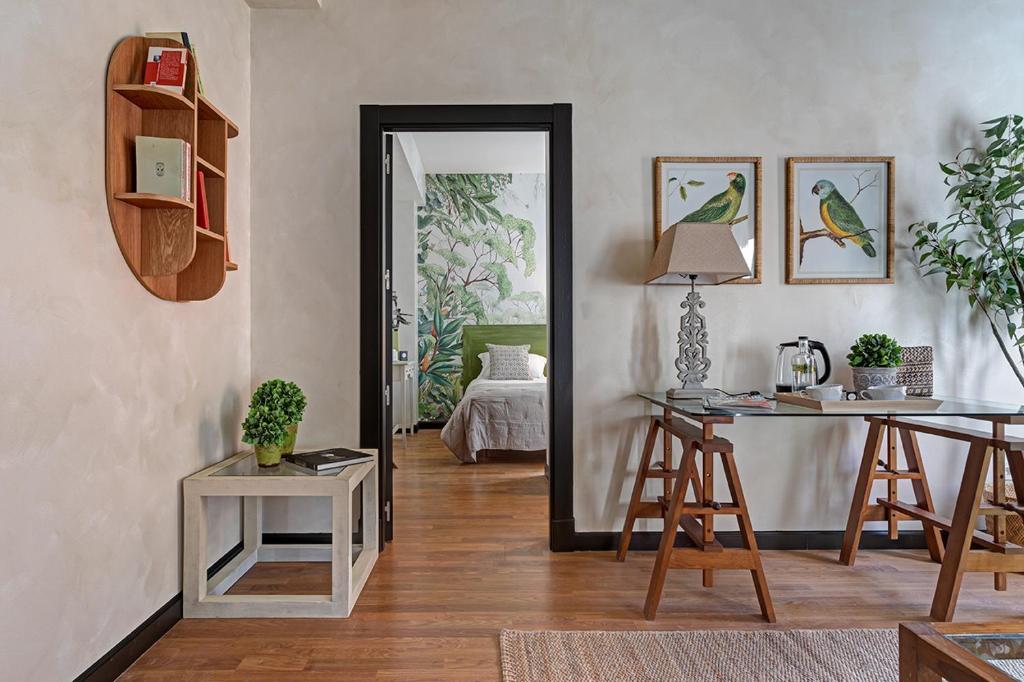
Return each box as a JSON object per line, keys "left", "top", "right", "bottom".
{"left": 790, "top": 336, "right": 818, "bottom": 391}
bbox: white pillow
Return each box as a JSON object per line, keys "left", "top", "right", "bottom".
{"left": 479, "top": 351, "right": 546, "bottom": 380}
{"left": 528, "top": 353, "right": 547, "bottom": 379}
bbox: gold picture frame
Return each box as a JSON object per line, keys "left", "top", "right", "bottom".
{"left": 785, "top": 156, "right": 895, "bottom": 285}
{"left": 654, "top": 156, "right": 763, "bottom": 284}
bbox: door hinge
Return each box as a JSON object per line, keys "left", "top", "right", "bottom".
{"left": 384, "top": 268, "right": 391, "bottom": 290}
{"left": 384, "top": 385, "right": 391, "bottom": 406}
{"left": 384, "top": 501, "right": 391, "bottom": 523}
{"left": 384, "top": 153, "right": 391, "bottom": 175}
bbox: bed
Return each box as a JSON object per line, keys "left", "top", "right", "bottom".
{"left": 440, "top": 324, "right": 548, "bottom": 463}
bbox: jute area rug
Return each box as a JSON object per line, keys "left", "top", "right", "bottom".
{"left": 500, "top": 628, "right": 900, "bottom": 682}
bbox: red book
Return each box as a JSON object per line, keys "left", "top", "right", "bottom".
{"left": 144, "top": 47, "right": 188, "bottom": 94}
{"left": 196, "top": 170, "right": 210, "bottom": 229}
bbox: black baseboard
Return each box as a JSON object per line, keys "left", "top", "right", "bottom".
{"left": 571, "top": 529, "right": 928, "bottom": 552}
{"left": 74, "top": 541, "right": 245, "bottom": 682}
{"left": 262, "top": 532, "right": 332, "bottom": 544}
{"left": 415, "top": 420, "right": 446, "bottom": 430}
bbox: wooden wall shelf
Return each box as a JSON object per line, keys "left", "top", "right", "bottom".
{"left": 113, "top": 84, "right": 195, "bottom": 110}
{"left": 105, "top": 36, "right": 240, "bottom": 302}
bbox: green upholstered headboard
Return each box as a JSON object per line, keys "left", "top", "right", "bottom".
{"left": 461, "top": 324, "right": 547, "bottom": 390}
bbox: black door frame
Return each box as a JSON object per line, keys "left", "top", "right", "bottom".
{"left": 359, "top": 104, "right": 575, "bottom": 551}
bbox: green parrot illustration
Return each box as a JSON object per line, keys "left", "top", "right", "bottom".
{"left": 811, "top": 179, "right": 877, "bottom": 258}
{"left": 680, "top": 172, "right": 745, "bottom": 223}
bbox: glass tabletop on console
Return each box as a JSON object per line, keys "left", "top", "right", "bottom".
{"left": 212, "top": 453, "right": 318, "bottom": 477}
{"left": 202, "top": 448, "right": 376, "bottom": 478}
{"left": 638, "top": 392, "right": 1024, "bottom": 419}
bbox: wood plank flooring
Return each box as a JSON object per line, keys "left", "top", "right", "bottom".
{"left": 123, "top": 430, "right": 1024, "bottom": 680}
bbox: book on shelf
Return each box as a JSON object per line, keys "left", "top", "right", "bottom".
{"left": 135, "top": 136, "right": 191, "bottom": 200}
{"left": 145, "top": 32, "right": 204, "bottom": 95}
{"left": 196, "top": 170, "right": 210, "bottom": 229}
{"left": 283, "top": 448, "right": 374, "bottom": 474}
{"left": 144, "top": 46, "right": 188, "bottom": 95}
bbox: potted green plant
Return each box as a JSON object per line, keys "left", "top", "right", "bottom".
{"left": 909, "top": 114, "right": 1024, "bottom": 389}
{"left": 242, "top": 404, "right": 289, "bottom": 467}
{"left": 249, "top": 379, "right": 307, "bottom": 456}
{"left": 847, "top": 333, "right": 902, "bottom": 391}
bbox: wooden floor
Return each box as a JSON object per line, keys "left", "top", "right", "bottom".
{"left": 124, "top": 430, "right": 1024, "bottom": 680}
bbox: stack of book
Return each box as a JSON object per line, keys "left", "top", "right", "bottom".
{"left": 135, "top": 136, "right": 191, "bottom": 200}
{"left": 283, "top": 449, "right": 374, "bottom": 475}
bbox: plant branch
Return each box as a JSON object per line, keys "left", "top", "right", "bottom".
{"left": 798, "top": 218, "right": 877, "bottom": 264}
{"left": 974, "top": 294, "right": 1024, "bottom": 387}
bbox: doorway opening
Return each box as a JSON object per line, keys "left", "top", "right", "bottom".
{"left": 359, "top": 105, "right": 574, "bottom": 551}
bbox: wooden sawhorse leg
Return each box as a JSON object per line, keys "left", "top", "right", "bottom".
{"left": 643, "top": 420, "right": 775, "bottom": 622}
{"left": 929, "top": 439, "right": 991, "bottom": 621}
{"left": 618, "top": 411, "right": 702, "bottom": 561}
{"left": 841, "top": 416, "right": 1022, "bottom": 621}
{"left": 618, "top": 416, "right": 661, "bottom": 561}
{"left": 840, "top": 417, "right": 944, "bottom": 566}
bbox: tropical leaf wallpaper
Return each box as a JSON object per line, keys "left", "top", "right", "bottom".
{"left": 417, "top": 173, "right": 547, "bottom": 420}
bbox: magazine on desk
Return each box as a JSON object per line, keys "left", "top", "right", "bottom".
{"left": 702, "top": 394, "right": 776, "bottom": 414}
{"left": 283, "top": 448, "right": 374, "bottom": 474}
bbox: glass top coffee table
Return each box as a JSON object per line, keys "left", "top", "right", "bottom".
{"left": 901, "top": 622, "right": 1024, "bottom": 681}
{"left": 183, "top": 449, "right": 378, "bottom": 618}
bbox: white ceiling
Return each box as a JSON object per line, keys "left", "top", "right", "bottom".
{"left": 410, "top": 132, "right": 547, "bottom": 174}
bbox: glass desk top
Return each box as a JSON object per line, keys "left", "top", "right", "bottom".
{"left": 948, "top": 634, "right": 1024, "bottom": 680}
{"left": 638, "top": 392, "right": 1024, "bottom": 420}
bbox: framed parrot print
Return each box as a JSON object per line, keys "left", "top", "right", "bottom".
{"left": 785, "top": 156, "right": 895, "bottom": 284}
{"left": 654, "top": 156, "right": 762, "bottom": 284}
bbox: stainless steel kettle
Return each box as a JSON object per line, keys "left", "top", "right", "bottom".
{"left": 775, "top": 337, "right": 831, "bottom": 392}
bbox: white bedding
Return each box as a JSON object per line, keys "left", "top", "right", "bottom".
{"left": 440, "top": 377, "right": 547, "bottom": 463}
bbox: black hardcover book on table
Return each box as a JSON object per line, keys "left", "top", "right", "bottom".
{"left": 283, "top": 448, "right": 374, "bottom": 473}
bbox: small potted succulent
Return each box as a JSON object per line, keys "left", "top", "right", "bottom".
{"left": 242, "top": 404, "right": 289, "bottom": 467}
{"left": 249, "top": 379, "right": 307, "bottom": 456}
{"left": 847, "top": 333, "right": 902, "bottom": 391}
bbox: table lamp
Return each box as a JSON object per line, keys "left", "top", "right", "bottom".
{"left": 645, "top": 222, "right": 751, "bottom": 399}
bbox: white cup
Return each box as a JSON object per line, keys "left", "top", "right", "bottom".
{"left": 859, "top": 385, "right": 907, "bottom": 401}
{"left": 800, "top": 384, "right": 844, "bottom": 401}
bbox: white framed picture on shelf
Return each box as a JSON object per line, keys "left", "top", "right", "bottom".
{"left": 653, "top": 156, "right": 762, "bottom": 284}
{"left": 785, "top": 156, "right": 895, "bottom": 284}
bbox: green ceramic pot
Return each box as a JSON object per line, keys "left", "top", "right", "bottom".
{"left": 282, "top": 423, "right": 298, "bottom": 455}
{"left": 255, "top": 443, "right": 285, "bottom": 468}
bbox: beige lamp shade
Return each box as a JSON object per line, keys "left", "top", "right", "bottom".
{"left": 645, "top": 222, "right": 751, "bottom": 285}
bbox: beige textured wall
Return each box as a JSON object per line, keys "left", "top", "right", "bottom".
{"left": 251, "top": 0, "right": 1024, "bottom": 535}
{"left": 0, "top": 2, "right": 251, "bottom": 679}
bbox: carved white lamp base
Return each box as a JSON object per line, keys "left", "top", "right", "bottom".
{"left": 669, "top": 278, "right": 717, "bottom": 399}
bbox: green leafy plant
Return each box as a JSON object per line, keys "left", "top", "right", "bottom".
{"left": 847, "top": 333, "right": 903, "bottom": 368}
{"left": 241, "top": 405, "right": 288, "bottom": 447}
{"left": 909, "top": 114, "right": 1024, "bottom": 387}
{"left": 250, "top": 379, "right": 307, "bottom": 424}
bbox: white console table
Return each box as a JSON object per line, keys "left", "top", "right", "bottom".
{"left": 182, "top": 449, "right": 378, "bottom": 618}
{"left": 392, "top": 360, "right": 416, "bottom": 444}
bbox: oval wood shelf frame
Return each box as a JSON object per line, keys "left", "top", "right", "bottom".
{"left": 105, "top": 36, "right": 239, "bottom": 301}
